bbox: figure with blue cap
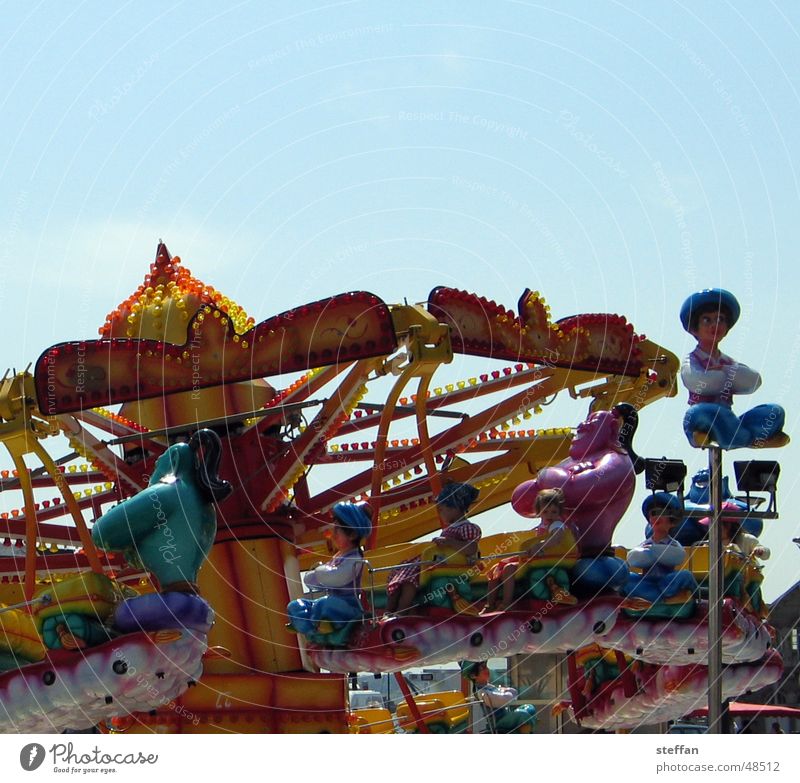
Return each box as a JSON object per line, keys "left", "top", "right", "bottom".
{"left": 286, "top": 501, "right": 372, "bottom": 646}
{"left": 680, "top": 288, "right": 788, "bottom": 449}
{"left": 621, "top": 494, "right": 697, "bottom": 611}
{"left": 641, "top": 491, "right": 704, "bottom": 547}
{"left": 642, "top": 470, "right": 762, "bottom": 547}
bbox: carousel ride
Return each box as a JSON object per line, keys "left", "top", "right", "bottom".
{"left": 0, "top": 246, "right": 785, "bottom": 733}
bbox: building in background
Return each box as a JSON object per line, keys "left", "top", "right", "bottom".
{"left": 738, "top": 580, "right": 800, "bottom": 733}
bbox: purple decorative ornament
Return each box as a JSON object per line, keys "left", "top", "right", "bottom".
{"left": 511, "top": 410, "right": 634, "bottom": 555}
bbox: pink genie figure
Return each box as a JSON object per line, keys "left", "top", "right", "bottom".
{"left": 511, "top": 410, "right": 635, "bottom": 556}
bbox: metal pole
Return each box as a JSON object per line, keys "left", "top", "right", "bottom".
{"left": 707, "top": 445, "right": 724, "bottom": 733}
{"left": 394, "top": 672, "right": 430, "bottom": 733}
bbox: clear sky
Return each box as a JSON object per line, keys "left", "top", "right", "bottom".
{"left": 1, "top": 1, "right": 798, "bottom": 601}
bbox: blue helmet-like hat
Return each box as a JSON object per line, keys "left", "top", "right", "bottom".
{"left": 641, "top": 492, "right": 683, "bottom": 520}
{"left": 331, "top": 502, "right": 372, "bottom": 541}
{"left": 679, "top": 289, "right": 740, "bottom": 333}
{"left": 436, "top": 482, "right": 479, "bottom": 514}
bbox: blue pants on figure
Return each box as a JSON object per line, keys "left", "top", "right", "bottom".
{"left": 683, "top": 403, "right": 784, "bottom": 449}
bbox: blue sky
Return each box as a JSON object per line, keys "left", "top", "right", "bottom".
{"left": 1, "top": 0, "right": 799, "bottom": 600}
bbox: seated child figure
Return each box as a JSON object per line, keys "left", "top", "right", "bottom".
{"left": 622, "top": 496, "right": 697, "bottom": 605}
{"left": 680, "top": 288, "right": 787, "bottom": 449}
{"left": 386, "top": 482, "right": 481, "bottom": 614}
{"left": 286, "top": 502, "right": 371, "bottom": 645}
{"left": 700, "top": 501, "right": 770, "bottom": 614}
{"left": 483, "top": 488, "right": 578, "bottom": 612}
{"left": 460, "top": 660, "right": 537, "bottom": 734}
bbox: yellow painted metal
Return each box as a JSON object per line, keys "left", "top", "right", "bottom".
{"left": 414, "top": 373, "right": 442, "bottom": 498}
{"left": 396, "top": 690, "right": 470, "bottom": 733}
{"left": 0, "top": 583, "right": 24, "bottom": 605}
{"left": 199, "top": 537, "right": 304, "bottom": 675}
{"left": 115, "top": 671, "right": 348, "bottom": 734}
{"left": 679, "top": 545, "right": 761, "bottom": 582}
{"left": 581, "top": 338, "right": 679, "bottom": 411}
{"left": 0, "top": 285, "right": 681, "bottom": 734}
{"left": 369, "top": 305, "right": 453, "bottom": 544}
{"left": 261, "top": 358, "right": 379, "bottom": 513}
{"left": 0, "top": 372, "right": 104, "bottom": 600}
{"left": 121, "top": 381, "right": 274, "bottom": 441}
{"left": 0, "top": 606, "right": 46, "bottom": 661}
{"left": 389, "top": 304, "right": 452, "bottom": 360}
{"left": 349, "top": 708, "right": 395, "bottom": 734}
{"left": 369, "top": 361, "right": 422, "bottom": 540}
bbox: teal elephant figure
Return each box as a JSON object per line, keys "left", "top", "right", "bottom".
{"left": 92, "top": 430, "right": 231, "bottom": 634}
{"left": 92, "top": 430, "right": 231, "bottom": 591}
